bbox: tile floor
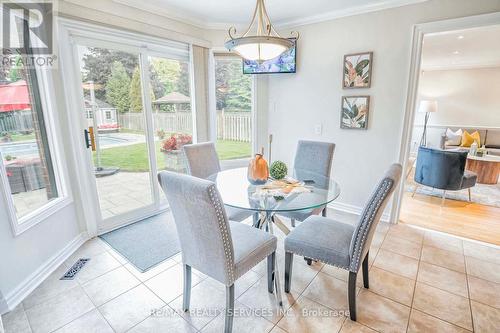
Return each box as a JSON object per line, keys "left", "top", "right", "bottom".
{"left": 3, "top": 211, "right": 500, "bottom": 333}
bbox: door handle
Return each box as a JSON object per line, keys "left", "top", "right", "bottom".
{"left": 84, "top": 129, "right": 91, "bottom": 149}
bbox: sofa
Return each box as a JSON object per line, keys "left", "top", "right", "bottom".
{"left": 444, "top": 128, "right": 500, "bottom": 156}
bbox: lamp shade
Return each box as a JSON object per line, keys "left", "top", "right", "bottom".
{"left": 418, "top": 100, "right": 438, "bottom": 113}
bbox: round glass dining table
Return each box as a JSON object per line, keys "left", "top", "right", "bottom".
{"left": 211, "top": 167, "right": 340, "bottom": 306}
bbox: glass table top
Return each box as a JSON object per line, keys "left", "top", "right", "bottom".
{"left": 212, "top": 167, "right": 341, "bottom": 213}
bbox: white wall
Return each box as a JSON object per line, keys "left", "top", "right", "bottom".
{"left": 266, "top": 0, "right": 500, "bottom": 212}
{"left": 412, "top": 67, "right": 500, "bottom": 148}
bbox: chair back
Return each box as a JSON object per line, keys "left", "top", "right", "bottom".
{"left": 183, "top": 142, "right": 221, "bottom": 179}
{"left": 157, "top": 171, "right": 235, "bottom": 285}
{"left": 414, "top": 147, "right": 467, "bottom": 191}
{"left": 349, "top": 163, "right": 402, "bottom": 272}
{"left": 293, "top": 140, "right": 335, "bottom": 188}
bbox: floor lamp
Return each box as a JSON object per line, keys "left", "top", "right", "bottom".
{"left": 418, "top": 100, "right": 438, "bottom": 147}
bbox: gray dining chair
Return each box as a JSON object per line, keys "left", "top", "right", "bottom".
{"left": 284, "top": 163, "right": 402, "bottom": 321}
{"left": 157, "top": 171, "right": 279, "bottom": 333}
{"left": 183, "top": 142, "right": 255, "bottom": 222}
{"left": 280, "top": 140, "right": 335, "bottom": 228}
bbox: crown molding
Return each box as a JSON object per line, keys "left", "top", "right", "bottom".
{"left": 112, "top": 0, "right": 430, "bottom": 30}
{"left": 421, "top": 61, "right": 500, "bottom": 71}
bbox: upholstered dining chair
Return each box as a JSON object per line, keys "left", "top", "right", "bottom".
{"left": 413, "top": 146, "right": 477, "bottom": 205}
{"left": 158, "top": 171, "right": 279, "bottom": 333}
{"left": 284, "top": 163, "right": 402, "bottom": 321}
{"left": 183, "top": 142, "right": 255, "bottom": 222}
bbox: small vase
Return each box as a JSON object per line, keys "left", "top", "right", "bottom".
{"left": 248, "top": 151, "right": 269, "bottom": 185}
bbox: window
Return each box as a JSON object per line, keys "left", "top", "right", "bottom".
{"left": 0, "top": 53, "right": 64, "bottom": 224}
{"left": 214, "top": 56, "right": 253, "bottom": 161}
{"left": 105, "top": 110, "right": 112, "bottom": 120}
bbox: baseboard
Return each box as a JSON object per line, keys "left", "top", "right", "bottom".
{"left": 4, "top": 232, "right": 88, "bottom": 312}
{"left": 328, "top": 201, "right": 392, "bottom": 223}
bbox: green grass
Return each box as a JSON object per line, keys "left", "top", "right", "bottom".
{"left": 9, "top": 133, "right": 36, "bottom": 142}
{"left": 93, "top": 140, "right": 251, "bottom": 172}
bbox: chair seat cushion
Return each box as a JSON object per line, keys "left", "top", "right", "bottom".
{"left": 229, "top": 221, "right": 277, "bottom": 279}
{"left": 226, "top": 206, "right": 254, "bottom": 222}
{"left": 461, "top": 171, "right": 477, "bottom": 189}
{"left": 285, "top": 216, "right": 355, "bottom": 269}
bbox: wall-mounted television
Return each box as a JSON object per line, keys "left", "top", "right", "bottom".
{"left": 243, "top": 38, "right": 296, "bottom": 74}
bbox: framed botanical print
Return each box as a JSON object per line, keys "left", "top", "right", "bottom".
{"left": 343, "top": 52, "right": 373, "bottom": 89}
{"left": 341, "top": 96, "right": 370, "bottom": 129}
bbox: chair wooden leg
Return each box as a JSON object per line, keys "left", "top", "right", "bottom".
{"left": 291, "top": 218, "right": 296, "bottom": 227}
{"left": 304, "top": 257, "right": 312, "bottom": 265}
{"left": 362, "top": 252, "right": 369, "bottom": 289}
{"left": 284, "top": 252, "right": 293, "bottom": 293}
{"left": 182, "top": 264, "right": 191, "bottom": 311}
{"left": 468, "top": 188, "right": 472, "bottom": 202}
{"left": 348, "top": 271, "right": 357, "bottom": 321}
{"left": 225, "top": 285, "right": 235, "bottom": 333}
{"left": 267, "top": 252, "right": 275, "bottom": 293}
{"left": 441, "top": 190, "right": 446, "bottom": 206}
{"left": 411, "top": 184, "right": 419, "bottom": 198}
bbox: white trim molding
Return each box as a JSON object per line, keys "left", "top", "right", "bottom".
{"left": 392, "top": 12, "right": 500, "bottom": 226}
{"left": 4, "top": 232, "right": 88, "bottom": 311}
{"left": 328, "top": 201, "right": 391, "bottom": 223}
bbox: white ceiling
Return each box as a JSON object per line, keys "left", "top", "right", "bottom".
{"left": 422, "top": 25, "right": 500, "bottom": 70}
{"left": 113, "top": 0, "right": 428, "bottom": 29}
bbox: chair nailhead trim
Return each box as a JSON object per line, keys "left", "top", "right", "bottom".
{"left": 349, "top": 178, "right": 393, "bottom": 272}
{"left": 208, "top": 184, "right": 235, "bottom": 285}
{"left": 285, "top": 251, "right": 349, "bottom": 270}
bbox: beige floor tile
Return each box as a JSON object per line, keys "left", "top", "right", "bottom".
{"left": 75, "top": 251, "right": 121, "bottom": 284}
{"left": 465, "top": 256, "right": 500, "bottom": 284}
{"left": 169, "top": 280, "right": 230, "bottom": 330}
{"left": 128, "top": 306, "right": 197, "bottom": 333}
{"left": 23, "top": 265, "right": 79, "bottom": 310}
{"left": 124, "top": 258, "right": 177, "bottom": 282}
{"left": 373, "top": 249, "right": 419, "bottom": 279}
{"left": 205, "top": 269, "right": 261, "bottom": 298}
{"left": 339, "top": 320, "right": 377, "bottom": 333}
{"left": 423, "top": 232, "right": 463, "bottom": 254}
{"left": 144, "top": 264, "right": 203, "bottom": 303}
{"left": 201, "top": 302, "right": 275, "bottom": 333}
{"left": 364, "top": 267, "right": 415, "bottom": 306}
{"left": 65, "top": 238, "right": 109, "bottom": 265}
{"left": 381, "top": 235, "right": 422, "bottom": 260}
{"left": 2, "top": 304, "right": 31, "bottom": 333}
{"left": 269, "top": 326, "right": 287, "bottom": 333}
{"left": 370, "top": 230, "right": 387, "bottom": 249}
{"left": 471, "top": 300, "right": 500, "bottom": 333}
{"left": 82, "top": 266, "right": 140, "bottom": 306}
{"left": 98, "top": 284, "right": 165, "bottom": 333}
{"left": 412, "top": 282, "right": 472, "bottom": 331}
{"left": 25, "top": 286, "right": 94, "bottom": 333}
{"left": 276, "top": 257, "right": 319, "bottom": 294}
{"left": 421, "top": 246, "right": 465, "bottom": 273}
{"left": 106, "top": 249, "right": 129, "bottom": 265}
{"left": 54, "top": 309, "right": 113, "bottom": 333}
{"left": 320, "top": 265, "right": 349, "bottom": 282}
{"left": 407, "top": 309, "right": 470, "bottom": 333}
{"left": 387, "top": 224, "right": 424, "bottom": 244}
{"left": 238, "top": 276, "right": 297, "bottom": 324}
{"left": 301, "top": 272, "right": 353, "bottom": 315}
{"left": 417, "top": 262, "right": 468, "bottom": 297}
{"left": 468, "top": 275, "right": 500, "bottom": 309}
{"left": 356, "top": 289, "right": 410, "bottom": 333}
{"left": 463, "top": 241, "right": 500, "bottom": 265}
{"left": 276, "top": 296, "right": 345, "bottom": 333}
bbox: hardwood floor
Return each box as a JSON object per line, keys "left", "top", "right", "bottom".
{"left": 400, "top": 191, "right": 500, "bottom": 246}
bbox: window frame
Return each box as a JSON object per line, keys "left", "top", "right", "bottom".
{"left": 0, "top": 59, "right": 71, "bottom": 236}
{"left": 211, "top": 52, "right": 257, "bottom": 168}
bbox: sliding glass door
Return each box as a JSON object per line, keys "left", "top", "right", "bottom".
{"left": 71, "top": 36, "right": 193, "bottom": 231}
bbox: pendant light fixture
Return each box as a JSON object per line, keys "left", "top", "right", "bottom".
{"left": 225, "top": 0, "right": 298, "bottom": 62}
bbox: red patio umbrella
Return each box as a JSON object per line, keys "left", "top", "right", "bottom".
{"left": 0, "top": 80, "right": 31, "bottom": 112}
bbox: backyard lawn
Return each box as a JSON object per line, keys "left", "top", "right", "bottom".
{"left": 93, "top": 140, "right": 251, "bottom": 172}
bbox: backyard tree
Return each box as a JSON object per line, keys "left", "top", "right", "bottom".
{"left": 151, "top": 58, "right": 181, "bottom": 95}
{"left": 106, "top": 61, "right": 131, "bottom": 114}
{"left": 82, "top": 48, "right": 138, "bottom": 100}
{"left": 225, "top": 60, "right": 252, "bottom": 111}
{"left": 129, "top": 66, "right": 155, "bottom": 113}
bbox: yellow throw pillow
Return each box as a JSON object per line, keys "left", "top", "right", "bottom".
{"left": 460, "top": 130, "right": 481, "bottom": 147}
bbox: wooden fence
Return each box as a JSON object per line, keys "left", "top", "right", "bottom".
{"left": 119, "top": 110, "right": 252, "bottom": 142}
{"left": 0, "top": 111, "right": 34, "bottom": 133}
